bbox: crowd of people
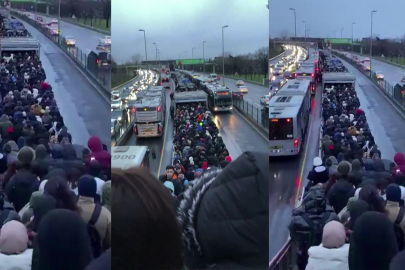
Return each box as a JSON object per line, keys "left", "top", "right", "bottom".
{"left": 0, "top": 17, "right": 112, "bottom": 269}
{"left": 163, "top": 72, "right": 232, "bottom": 206}
{"left": 288, "top": 59, "right": 405, "bottom": 270}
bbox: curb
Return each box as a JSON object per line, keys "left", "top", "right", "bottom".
{"left": 13, "top": 9, "right": 110, "bottom": 35}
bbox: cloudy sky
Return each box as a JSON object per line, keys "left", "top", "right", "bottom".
{"left": 270, "top": 0, "right": 404, "bottom": 40}
{"left": 112, "top": 0, "right": 268, "bottom": 64}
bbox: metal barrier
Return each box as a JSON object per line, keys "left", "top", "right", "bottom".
{"left": 269, "top": 240, "right": 297, "bottom": 270}
{"left": 10, "top": 11, "right": 110, "bottom": 93}
{"left": 111, "top": 116, "right": 132, "bottom": 146}
{"left": 333, "top": 51, "right": 405, "bottom": 110}
{"left": 233, "top": 99, "right": 269, "bottom": 131}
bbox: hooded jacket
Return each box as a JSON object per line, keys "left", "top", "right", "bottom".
{"left": 0, "top": 114, "right": 12, "bottom": 138}
{"left": 306, "top": 244, "right": 349, "bottom": 270}
{"left": 178, "top": 152, "right": 268, "bottom": 269}
{"left": 394, "top": 152, "right": 405, "bottom": 176}
{"left": 86, "top": 136, "right": 111, "bottom": 173}
{"left": 327, "top": 179, "right": 355, "bottom": 214}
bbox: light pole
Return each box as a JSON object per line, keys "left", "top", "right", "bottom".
{"left": 370, "top": 10, "right": 377, "bottom": 66}
{"left": 203, "top": 41, "right": 206, "bottom": 73}
{"left": 302, "top": 21, "right": 306, "bottom": 42}
{"left": 351, "top": 22, "right": 355, "bottom": 53}
{"left": 179, "top": 53, "right": 181, "bottom": 69}
{"left": 192, "top": 47, "right": 195, "bottom": 71}
{"left": 139, "top": 29, "right": 148, "bottom": 69}
{"left": 153, "top": 42, "right": 157, "bottom": 68}
{"left": 184, "top": 51, "right": 188, "bottom": 70}
{"left": 289, "top": 8, "right": 296, "bottom": 37}
{"left": 222, "top": 25, "right": 228, "bottom": 85}
{"left": 157, "top": 49, "right": 160, "bottom": 67}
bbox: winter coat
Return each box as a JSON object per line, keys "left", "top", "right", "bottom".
{"left": 5, "top": 169, "right": 39, "bottom": 212}
{"left": 327, "top": 179, "right": 355, "bottom": 214}
{"left": 306, "top": 244, "right": 350, "bottom": 270}
{"left": 86, "top": 136, "right": 111, "bottom": 174}
{"left": 394, "top": 152, "right": 405, "bottom": 176}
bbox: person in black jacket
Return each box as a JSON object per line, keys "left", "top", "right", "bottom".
{"left": 5, "top": 146, "right": 39, "bottom": 212}
{"left": 327, "top": 161, "right": 355, "bottom": 214}
{"left": 307, "top": 157, "right": 329, "bottom": 186}
{"left": 178, "top": 151, "right": 269, "bottom": 270}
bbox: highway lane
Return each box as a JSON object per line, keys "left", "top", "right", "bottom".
{"left": 21, "top": 11, "right": 105, "bottom": 52}
{"left": 343, "top": 51, "right": 405, "bottom": 86}
{"left": 269, "top": 86, "right": 322, "bottom": 260}
{"left": 20, "top": 18, "right": 110, "bottom": 148}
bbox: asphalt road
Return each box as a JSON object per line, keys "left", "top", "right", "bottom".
{"left": 23, "top": 11, "right": 105, "bottom": 52}
{"left": 344, "top": 52, "right": 405, "bottom": 86}
{"left": 20, "top": 19, "right": 110, "bottom": 148}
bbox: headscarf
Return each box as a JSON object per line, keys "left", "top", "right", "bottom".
{"left": 349, "top": 211, "right": 398, "bottom": 270}
{"left": 37, "top": 209, "right": 93, "bottom": 270}
{"left": 322, "top": 220, "right": 346, "bottom": 248}
{"left": 32, "top": 194, "right": 57, "bottom": 232}
{"left": 0, "top": 220, "right": 28, "bottom": 255}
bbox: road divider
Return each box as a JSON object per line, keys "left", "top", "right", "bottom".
{"left": 11, "top": 10, "right": 110, "bottom": 98}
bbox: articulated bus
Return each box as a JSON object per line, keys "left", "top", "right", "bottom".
{"left": 204, "top": 84, "right": 233, "bottom": 111}
{"left": 269, "top": 79, "right": 311, "bottom": 156}
{"left": 112, "top": 146, "right": 150, "bottom": 170}
{"left": 132, "top": 88, "right": 166, "bottom": 138}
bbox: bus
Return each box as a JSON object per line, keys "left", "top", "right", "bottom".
{"left": 296, "top": 66, "right": 316, "bottom": 95}
{"left": 132, "top": 89, "right": 166, "bottom": 138}
{"left": 112, "top": 146, "right": 150, "bottom": 170}
{"left": 269, "top": 79, "right": 311, "bottom": 156}
{"left": 209, "top": 73, "right": 218, "bottom": 80}
{"left": 204, "top": 84, "right": 233, "bottom": 111}
{"left": 161, "top": 77, "right": 170, "bottom": 88}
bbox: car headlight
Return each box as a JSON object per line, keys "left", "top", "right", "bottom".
{"left": 118, "top": 117, "right": 122, "bottom": 121}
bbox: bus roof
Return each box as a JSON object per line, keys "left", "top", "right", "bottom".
{"left": 296, "top": 66, "right": 315, "bottom": 74}
{"left": 148, "top": 86, "right": 164, "bottom": 91}
{"left": 112, "top": 146, "right": 148, "bottom": 170}
{"left": 269, "top": 95, "right": 305, "bottom": 119}
{"left": 0, "top": 37, "right": 40, "bottom": 51}
{"left": 174, "top": 90, "right": 207, "bottom": 103}
{"left": 275, "top": 79, "right": 311, "bottom": 96}
{"left": 323, "top": 72, "right": 355, "bottom": 84}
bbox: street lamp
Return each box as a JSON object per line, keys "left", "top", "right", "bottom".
{"left": 289, "top": 8, "right": 296, "bottom": 37}
{"left": 351, "top": 22, "right": 355, "bottom": 53}
{"left": 222, "top": 25, "right": 228, "bottom": 85}
{"left": 139, "top": 29, "right": 148, "bottom": 69}
{"left": 203, "top": 41, "right": 206, "bottom": 73}
{"left": 153, "top": 42, "right": 157, "bottom": 67}
{"left": 302, "top": 21, "right": 306, "bottom": 42}
{"left": 370, "top": 10, "right": 377, "bottom": 63}
{"left": 192, "top": 47, "right": 195, "bottom": 71}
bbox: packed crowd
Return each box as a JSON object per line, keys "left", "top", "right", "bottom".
{"left": 0, "top": 18, "right": 112, "bottom": 270}
{"left": 114, "top": 150, "right": 268, "bottom": 269}
{"left": 288, "top": 62, "right": 405, "bottom": 270}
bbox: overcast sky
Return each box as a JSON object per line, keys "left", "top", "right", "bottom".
{"left": 270, "top": 0, "right": 404, "bottom": 40}
{"left": 112, "top": 0, "right": 268, "bottom": 64}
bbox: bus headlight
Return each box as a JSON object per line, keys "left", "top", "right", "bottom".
{"left": 214, "top": 107, "right": 218, "bottom": 111}
{"left": 230, "top": 106, "right": 233, "bottom": 109}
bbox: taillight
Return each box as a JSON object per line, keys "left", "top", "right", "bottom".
{"left": 160, "top": 82, "right": 162, "bottom": 85}
{"left": 96, "top": 60, "right": 99, "bottom": 64}
{"left": 158, "top": 126, "right": 162, "bottom": 132}
{"left": 294, "top": 139, "right": 299, "bottom": 147}
{"left": 169, "top": 82, "right": 171, "bottom": 85}
{"left": 157, "top": 106, "right": 161, "bottom": 112}
{"left": 311, "top": 73, "right": 314, "bottom": 77}
{"left": 134, "top": 126, "right": 137, "bottom": 133}
{"left": 132, "top": 108, "right": 136, "bottom": 113}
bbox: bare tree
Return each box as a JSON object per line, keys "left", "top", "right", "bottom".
{"left": 255, "top": 46, "right": 269, "bottom": 77}
{"left": 130, "top": 53, "right": 141, "bottom": 64}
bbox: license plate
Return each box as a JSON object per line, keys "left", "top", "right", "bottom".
{"left": 302, "top": 73, "right": 306, "bottom": 76}
{"left": 143, "top": 129, "right": 153, "bottom": 132}
{"left": 270, "top": 146, "right": 282, "bottom": 150}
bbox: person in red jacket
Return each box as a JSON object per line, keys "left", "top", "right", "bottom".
{"left": 86, "top": 136, "right": 111, "bottom": 176}
{"left": 394, "top": 152, "right": 405, "bottom": 176}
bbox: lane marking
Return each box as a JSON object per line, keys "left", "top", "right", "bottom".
{"left": 254, "top": 103, "right": 260, "bottom": 107}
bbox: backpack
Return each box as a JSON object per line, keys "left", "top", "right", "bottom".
{"left": 88, "top": 203, "right": 102, "bottom": 258}
{"left": 394, "top": 207, "right": 405, "bottom": 252}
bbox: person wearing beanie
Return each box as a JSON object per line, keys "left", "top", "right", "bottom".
{"left": 164, "top": 181, "right": 179, "bottom": 210}
{"left": 327, "top": 161, "right": 355, "bottom": 214}
{"left": 385, "top": 184, "right": 405, "bottom": 234}
{"left": 306, "top": 220, "right": 350, "bottom": 270}
{"left": 307, "top": 156, "right": 329, "bottom": 186}
{"left": 225, "top": 156, "right": 232, "bottom": 162}
{"left": 5, "top": 147, "right": 39, "bottom": 213}
{"left": 201, "top": 161, "right": 208, "bottom": 171}
{"left": 77, "top": 175, "right": 111, "bottom": 250}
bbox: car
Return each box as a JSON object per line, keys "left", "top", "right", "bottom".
{"left": 375, "top": 71, "right": 384, "bottom": 80}
{"left": 96, "top": 36, "right": 111, "bottom": 52}
{"left": 111, "top": 119, "right": 120, "bottom": 137}
{"left": 273, "top": 67, "right": 283, "bottom": 76}
{"left": 111, "top": 99, "right": 122, "bottom": 109}
{"left": 111, "top": 108, "right": 126, "bottom": 124}
{"left": 235, "top": 80, "right": 248, "bottom": 93}
{"left": 232, "top": 89, "right": 244, "bottom": 99}
{"left": 112, "top": 90, "right": 120, "bottom": 100}
{"left": 283, "top": 71, "right": 295, "bottom": 80}
{"left": 65, "top": 36, "right": 75, "bottom": 46}
{"left": 260, "top": 95, "right": 270, "bottom": 105}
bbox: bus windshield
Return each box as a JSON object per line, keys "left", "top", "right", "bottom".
{"left": 215, "top": 91, "right": 232, "bottom": 104}
{"left": 269, "top": 118, "right": 293, "bottom": 140}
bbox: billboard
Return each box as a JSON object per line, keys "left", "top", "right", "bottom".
{"left": 175, "top": 59, "right": 204, "bottom": 65}
{"left": 325, "top": 38, "right": 352, "bottom": 44}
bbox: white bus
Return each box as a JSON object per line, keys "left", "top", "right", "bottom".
{"left": 269, "top": 79, "right": 311, "bottom": 156}
{"left": 112, "top": 146, "right": 150, "bottom": 170}
{"left": 209, "top": 73, "right": 218, "bottom": 80}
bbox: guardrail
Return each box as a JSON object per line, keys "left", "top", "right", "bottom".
{"left": 11, "top": 11, "right": 110, "bottom": 95}
{"left": 233, "top": 99, "right": 269, "bottom": 134}
{"left": 332, "top": 50, "right": 405, "bottom": 112}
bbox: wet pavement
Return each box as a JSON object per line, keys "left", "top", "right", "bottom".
{"left": 20, "top": 19, "right": 110, "bottom": 148}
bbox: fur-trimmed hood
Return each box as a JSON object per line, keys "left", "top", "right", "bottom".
{"left": 178, "top": 151, "right": 269, "bottom": 269}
